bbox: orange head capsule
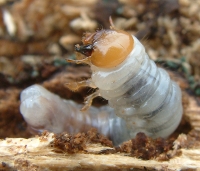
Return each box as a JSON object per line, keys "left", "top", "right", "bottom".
{"left": 75, "top": 29, "right": 134, "bottom": 68}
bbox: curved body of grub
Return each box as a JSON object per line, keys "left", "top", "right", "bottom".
{"left": 20, "top": 85, "right": 130, "bottom": 145}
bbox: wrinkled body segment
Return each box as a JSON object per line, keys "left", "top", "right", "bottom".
{"left": 20, "top": 28, "right": 183, "bottom": 146}
{"left": 20, "top": 85, "right": 129, "bottom": 145}
{"left": 91, "top": 35, "right": 182, "bottom": 141}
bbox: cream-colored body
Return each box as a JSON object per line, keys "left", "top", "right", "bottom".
{"left": 20, "top": 85, "right": 130, "bottom": 145}
{"left": 91, "top": 36, "right": 183, "bottom": 139}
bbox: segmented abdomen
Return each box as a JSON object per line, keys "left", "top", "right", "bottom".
{"left": 91, "top": 36, "right": 183, "bottom": 140}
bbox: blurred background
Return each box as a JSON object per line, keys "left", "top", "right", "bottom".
{"left": 0, "top": 0, "right": 199, "bottom": 138}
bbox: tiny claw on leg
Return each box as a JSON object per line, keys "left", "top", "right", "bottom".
{"left": 81, "top": 89, "right": 100, "bottom": 111}
{"left": 65, "top": 79, "right": 96, "bottom": 91}
{"left": 66, "top": 56, "right": 91, "bottom": 65}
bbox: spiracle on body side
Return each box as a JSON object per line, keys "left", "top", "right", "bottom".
{"left": 20, "top": 19, "right": 183, "bottom": 146}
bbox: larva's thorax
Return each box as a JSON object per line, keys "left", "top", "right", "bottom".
{"left": 91, "top": 36, "right": 145, "bottom": 91}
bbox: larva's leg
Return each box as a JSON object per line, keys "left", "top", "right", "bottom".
{"left": 66, "top": 52, "right": 91, "bottom": 65}
{"left": 81, "top": 89, "right": 100, "bottom": 111}
{"left": 66, "top": 58, "right": 91, "bottom": 65}
{"left": 65, "top": 79, "right": 96, "bottom": 91}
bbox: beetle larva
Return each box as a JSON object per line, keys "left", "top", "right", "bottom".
{"left": 20, "top": 84, "right": 131, "bottom": 145}
{"left": 20, "top": 22, "right": 183, "bottom": 146}
{"left": 66, "top": 21, "right": 183, "bottom": 140}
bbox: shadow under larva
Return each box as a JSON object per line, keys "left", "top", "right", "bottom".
{"left": 20, "top": 20, "right": 183, "bottom": 146}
